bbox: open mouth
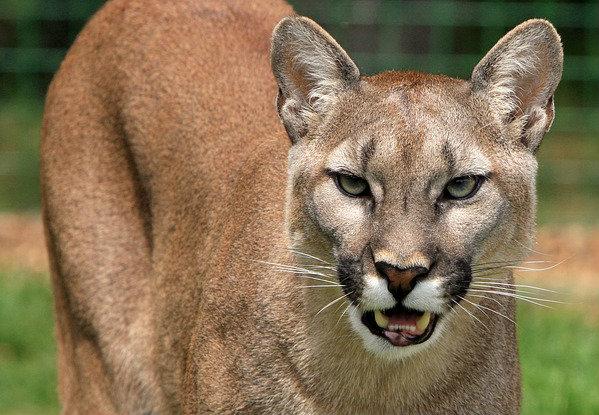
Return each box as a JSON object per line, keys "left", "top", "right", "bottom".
{"left": 361, "top": 304, "right": 438, "bottom": 347}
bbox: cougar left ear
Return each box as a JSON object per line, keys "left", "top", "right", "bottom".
{"left": 271, "top": 16, "right": 360, "bottom": 143}
{"left": 471, "top": 19, "right": 563, "bottom": 152}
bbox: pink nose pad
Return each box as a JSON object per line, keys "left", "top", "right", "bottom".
{"left": 375, "top": 262, "right": 429, "bottom": 297}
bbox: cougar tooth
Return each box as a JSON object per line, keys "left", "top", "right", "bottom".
{"left": 416, "top": 311, "right": 432, "bottom": 332}
{"left": 374, "top": 310, "right": 389, "bottom": 329}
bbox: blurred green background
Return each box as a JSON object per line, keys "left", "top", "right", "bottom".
{"left": 0, "top": 1, "right": 597, "bottom": 414}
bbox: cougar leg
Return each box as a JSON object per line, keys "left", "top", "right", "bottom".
{"left": 42, "top": 75, "right": 161, "bottom": 413}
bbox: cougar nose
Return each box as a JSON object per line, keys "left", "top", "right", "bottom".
{"left": 375, "top": 261, "right": 429, "bottom": 300}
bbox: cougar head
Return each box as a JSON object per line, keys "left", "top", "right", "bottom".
{"left": 271, "top": 17, "right": 562, "bottom": 358}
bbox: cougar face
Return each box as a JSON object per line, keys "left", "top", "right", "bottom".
{"left": 272, "top": 17, "right": 562, "bottom": 358}
{"left": 286, "top": 77, "right": 530, "bottom": 357}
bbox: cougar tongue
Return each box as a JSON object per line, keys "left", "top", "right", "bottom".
{"left": 383, "top": 330, "right": 417, "bottom": 347}
{"left": 383, "top": 311, "right": 428, "bottom": 346}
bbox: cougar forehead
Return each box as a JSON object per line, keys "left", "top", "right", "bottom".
{"left": 322, "top": 72, "right": 496, "bottom": 173}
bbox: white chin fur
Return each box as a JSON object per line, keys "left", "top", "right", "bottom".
{"left": 347, "top": 306, "right": 449, "bottom": 360}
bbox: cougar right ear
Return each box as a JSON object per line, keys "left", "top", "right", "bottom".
{"left": 471, "top": 19, "right": 563, "bottom": 152}
{"left": 271, "top": 16, "right": 360, "bottom": 143}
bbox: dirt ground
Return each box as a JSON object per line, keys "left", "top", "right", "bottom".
{"left": 0, "top": 214, "right": 48, "bottom": 274}
{"left": 1, "top": 214, "right": 597, "bottom": 295}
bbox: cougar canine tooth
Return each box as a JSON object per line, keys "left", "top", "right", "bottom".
{"left": 374, "top": 310, "right": 389, "bottom": 329}
{"left": 416, "top": 311, "right": 431, "bottom": 332}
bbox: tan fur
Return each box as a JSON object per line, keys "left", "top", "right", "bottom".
{"left": 41, "top": 1, "right": 562, "bottom": 413}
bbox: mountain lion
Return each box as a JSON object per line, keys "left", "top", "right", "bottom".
{"left": 41, "top": 0, "right": 562, "bottom": 413}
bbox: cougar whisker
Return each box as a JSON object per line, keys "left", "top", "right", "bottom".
{"left": 257, "top": 260, "right": 337, "bottom": 279}
{"left": 335, "top": 303, "right": 352, "bottom": 327}
{"left": 470, "top": 283, "right": 549, "bottom": 297}
{"left": 458, "top": 296, "right": 491, "bottom": 319}
{"left": 315, "top": 292, "right": 353, "bottom": 316}
{"left": 471, "top": 259, "right": 551, "bottom": 272}
{"left": 471, "top": 280, "right": 559, "bottom": 293}
{"left": 288, "top": 274, "right": 341, "bottom": 285}
{"left": 504, "top": 257, "right": 570, "bottom": 272}
{"left": 288, "top": 249, "right": 334, "bottom": 265}
{"left": 512, "top": 238, "right": 553, "bottom": 257}
{"left": 465, "top": 293, "right": 503, "bottom": 307}
{"left": 272, "top": 267, "right": 337, "bottom": 278}
{"left": 299, "top": 284, "right": 343, "bottom": 288}
{"left": 467, "top": 289, "right": 562, "bottom": 308}
{"left": 451, "top": 299, "right": 489, "bottom": 332}
{"left": 460, "top": 295, "right": 517, "bottom": 326}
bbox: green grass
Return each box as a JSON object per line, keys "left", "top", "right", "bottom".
{"left": 0, "top": 271, "right": 597, "bottom": 414}
{"left": 0, "top": 272, "right": 58, "bottom": 414}
{"left": 519, "top": 300, "right": 599, "bottom": 415}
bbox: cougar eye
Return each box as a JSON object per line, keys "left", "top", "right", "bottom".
{"left": 444, "top": 175, "right": 484, "bottom": 200}
{"left": 334, "top": 173, "right": 370, "bottom": 197}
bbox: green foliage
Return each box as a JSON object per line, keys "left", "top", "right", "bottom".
{"left": 0, "top": 100, "right": 42, "bottom": 212}
{"left": 536, "top": 133, "right": 599, "bottom": 225}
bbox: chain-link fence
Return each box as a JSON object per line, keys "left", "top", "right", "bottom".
{"left": 1, "top": 0, "right": 598, "bottom": 216}
{"left": 2, "top": 0, "right": 597, "bottom": 134}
